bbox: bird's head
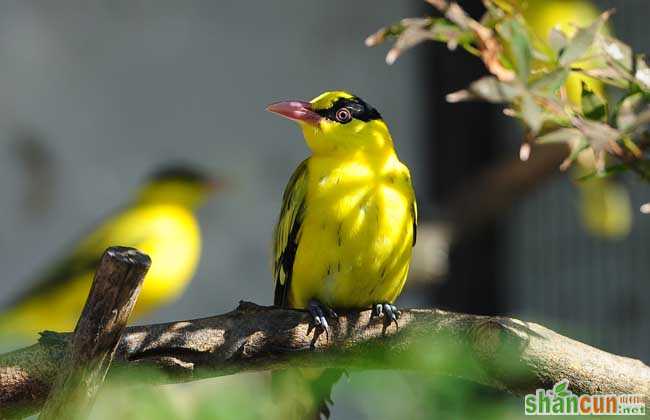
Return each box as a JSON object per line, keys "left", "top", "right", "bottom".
{"left": 138, "top": 164, "right": 222, "bottom": 209}
{"left": 267, "top": 91, "right": 393, "bottom": 155}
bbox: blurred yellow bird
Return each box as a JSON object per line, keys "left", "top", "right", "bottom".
{"left": 0, "top": 165, "right": 219, "bottom": 337}
{"left": 267, "top": 91, "right": 417, "bottom": 418}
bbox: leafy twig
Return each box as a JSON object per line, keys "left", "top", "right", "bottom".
{"left": 367, "top": 1, "right": 650, "bottom": 202}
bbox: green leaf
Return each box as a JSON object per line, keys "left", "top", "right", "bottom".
{"left": 383, "top": 18, "right": 437, "bottom": 64}
{"left": 559, "top": 11, "right": 611, "bottom": 66}
{"left": 552, "top": 380, "right": 572, "bottom": 397}
{"left": 553, "top": 381, "right": 568, "bottom": 395}
{"left": 616, "top": 93, "right": 645, "bottom": 130}
{"left": 548, "top": 28, "right": 568, "bottom": 55}
{"left": 382, "top": 18, "right": 473, "bottom": 64}
{"left": 536, "top": 128, "right": 586, "bottom": 171}
{"left": 486, "top": 0, "right": 521, "bottom": 15}
{"left": 446, "top": 76, "right": 520, "bottom": 103}
{"left": 573, "top": 118, "right": 621, "bottom": 172}
{"left": 621, "top": 136, "right": 643, "bottom": 158}
{"left": 635, "top": 55, "right": 650, "bottom": 91}
{"left": 574, "top": 118, "right": 620, "bottom": 150}
{"left": 429, "top": 19, "right": 473, "bottom": 46}
{"left": 536, "top": 128, "right": 583, "bottom": 145}
{"left": 601, "top": 36, "right": 633, "bottom": 71}
{"left": 520, "top": 93, "right": 543, "bottom": 133}
{"left": 560, "top": 137, "right": 590, "bottom": 171}
{"left": 576, "top": 164, "right": 628, "bottom": 182}
{"left": 497, "top": 19, "right": 532, "bottom": 82}
{"left": 581, "top": 81, "right": 607, "bottom": 122}
{"left": 578, "top": 66, "right": 630, "bottom": 89}
{"left": 530, "top": 68, "right": 569, "bottom": 93}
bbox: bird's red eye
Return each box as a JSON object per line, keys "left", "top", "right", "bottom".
{"left": 335, "top": 108, "right": 352, "bottom": 123}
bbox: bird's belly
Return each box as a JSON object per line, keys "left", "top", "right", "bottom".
{"left": 133, "top": 233, "right": 201, "bottom": 316}
{"left": 290, "top": 184, "right": 413, "bottom": 309}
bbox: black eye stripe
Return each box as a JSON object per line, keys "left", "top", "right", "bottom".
{"left": 315, "top": 96, "right": 382, "bottom": 123}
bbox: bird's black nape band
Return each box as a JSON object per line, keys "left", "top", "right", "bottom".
{"left": 315, "top": 96, "right": 382, "bottom": 123}
{"left": 149, "top": 164, "right": 211, "bottom": 184}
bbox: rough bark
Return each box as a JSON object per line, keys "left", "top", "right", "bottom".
{"left": 0, "top": 302, "right": 648, "bottom": 418}
{"left": 38, "top": 247, "right": 150, "bottom": 420}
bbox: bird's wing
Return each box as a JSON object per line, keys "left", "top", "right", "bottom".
{"left": 412, "top": 198, "right": 418, "bottom": 247}
{"left": 4, "top": 207, "right": 153, "bottom": 309}
{"left": 273, "top": 159, "right": 309, "bottom": 308}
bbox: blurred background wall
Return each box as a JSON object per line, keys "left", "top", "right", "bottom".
{"left": 0, "top": 0, "right": 427, "bottom": 323}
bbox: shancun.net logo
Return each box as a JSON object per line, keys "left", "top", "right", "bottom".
{"left": 524, "top": 380, "right": 646, "bottom": 416}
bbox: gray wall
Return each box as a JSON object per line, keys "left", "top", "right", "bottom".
{"left": 0, "top": 1, "right": 427, "bottom": 324}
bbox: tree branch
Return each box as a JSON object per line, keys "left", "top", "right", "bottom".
{"left": 1, "top": 302, "right": 648, "bottom": 418}
{"left": 38, "top": 247, "right": 150, "bottom": 420}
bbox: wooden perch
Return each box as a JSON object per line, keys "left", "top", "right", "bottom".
{"left": 1, "top": 302, "right": 648, "bottom": 418}
{"left": 38, "top": 247, "right": 150, "bottom": 420}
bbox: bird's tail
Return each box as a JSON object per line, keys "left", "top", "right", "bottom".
{"left": 271, "top": 368, "right": 344, "bottom": 419}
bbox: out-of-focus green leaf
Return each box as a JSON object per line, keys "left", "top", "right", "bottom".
{"left": 536, "top": 128, "right": 586, "bottom": 170}
{"left": 520, "top": 93, "right": 543, "bottom": 133}
{"left": 621, "top": 136, "right": 643, "bottom": 158}
{"left": 497, "top": 19, "right": 532, "bottom": 81}
{"left": 536, "top": 128, "right": 583, "bottom": 144}
{"left": 616, "top": 92, "right": 645, "bottom": 130}
{"left": 578, "top": 66, "right": 630, "bottom": 89}
{"left": 381, "top": 18, "right": 435, "bottom": 64}
{"left": 446, "top": 76, "right": 520, "bottom": 103}
{"left": 600, "top": 36, "right": 633, "bottom": 71}
{"left": 429, "top": 19, "right": 475, "bottom": 50}
{"left": 548, "top": 28, "right": 568, "bottom": 55}
{"left": 574, "top": 118, "right": 620, "bottom": 150}
{"left": 559, "top": 11, "right": 611, "bottom": 66}
{"left": 486, "top": 0, "right": 522, "bottom": 15}
{"left": 530, "top": 68, "right": 569, "bottom": 93}
{"left": 367, "top": 2, "right": 650, "bottom": 185}
{"left": 576, "top": 164, "right": 628, "bottom": 182}
{"left": 365, "top": 20, "right": 411, "bottom": 47}
{"left": 573, "top": 117, "right": 621, "bottom": 171}
{"left": 561, "top": 137, "right": 590, "bottom": 171}
{"left": 635, "top": 55, "right": 650, "bottom": 91}
{"left": 581, "top": 81, "right": 607, "bottom": 122}
{"left": 632, "top": 109, "right": 650, "bottom": 131}
{"left": 531, "top": 47, "right": 553, "bottom": 63}
{"left": 380, "top": 18, "right": 474, "bottom": 64}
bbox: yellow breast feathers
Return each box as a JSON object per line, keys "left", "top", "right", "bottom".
{"left": 273, "top": 153, "right": 416, "bottom": 310}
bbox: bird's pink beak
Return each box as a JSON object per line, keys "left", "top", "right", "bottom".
{"left": 266, "top": 100, "right": 322, "bottom": 127}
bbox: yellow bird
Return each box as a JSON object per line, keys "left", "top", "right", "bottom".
{"left": 0, "top": 165, "right": 219, "bottom": 338}
{"left": 267, "top": 91, "right": 417, "bottom": 418}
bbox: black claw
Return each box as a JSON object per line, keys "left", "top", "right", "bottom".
{"left": 307, "top": 299, "right": 337, "bottom": 342}
{"left": 371, "top": 302, "right": 401, "bottom": 330}
{"left": 319, "top": 317, "right": 329, "bottom": 332}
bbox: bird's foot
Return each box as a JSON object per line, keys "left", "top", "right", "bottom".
{"left": 372, "top": 303, "right": 401, "bottom": 330}
{"left": 307, "top": 299, "right": 338, "bottom": 342}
